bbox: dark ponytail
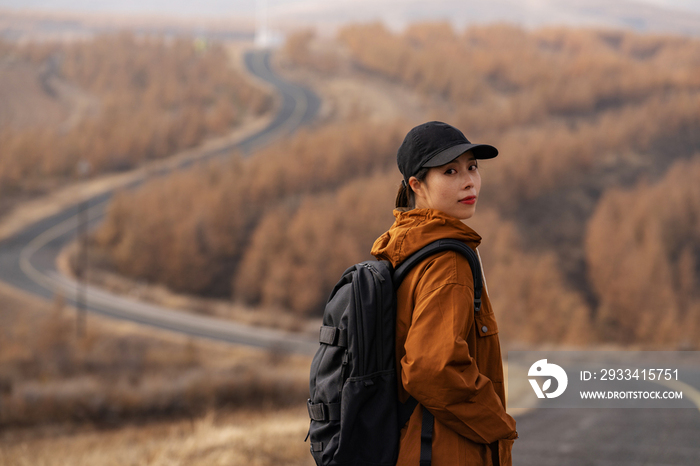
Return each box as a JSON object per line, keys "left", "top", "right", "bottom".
{"left": 394, "top": 168, "right": 429, "bottom": 209}
{"left": 395, "top": 181, "right": 411, "bottom": 208}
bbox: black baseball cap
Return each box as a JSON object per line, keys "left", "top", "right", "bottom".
{"left": 397, "top": 121, "right": 498, "bottom": 183}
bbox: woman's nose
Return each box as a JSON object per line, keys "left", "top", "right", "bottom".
{"left": 463, "top": 174, "right": 474, "bottom": 189}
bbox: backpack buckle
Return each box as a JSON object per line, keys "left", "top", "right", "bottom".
{"left": 307, "top": 399, "right": 341, "bottom": 421}
{"left": 319, "top": 326, "right": 348, "bottom": 347}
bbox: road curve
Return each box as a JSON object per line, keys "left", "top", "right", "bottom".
{"left": 0, "top": 49, "right": 319, "bottom": 356}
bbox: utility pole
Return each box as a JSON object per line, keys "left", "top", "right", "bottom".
{"left": 76, "top": 199, "right": 88, "bottom": 338}
{"left": 76, "top": 160, "right": 91, "bottom": 338}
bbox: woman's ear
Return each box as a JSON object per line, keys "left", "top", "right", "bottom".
{"left": 408, "top": 175, "right": 427, "bottom": 208}
{"left": 408, "top": 176, "right": 422, "bottom": 194}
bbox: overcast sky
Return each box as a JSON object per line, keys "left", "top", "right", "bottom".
{"left": 2, "top": 0, "right": 700, "bottom": 17}
{"left": 637, "top": 0, "right": 700, "bottom": 12}
{"left": 2, "top": 0, "right": 700, "bottom": 40}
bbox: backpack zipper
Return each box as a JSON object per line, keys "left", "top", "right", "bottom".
{"left": 339, "top": 350, "right": 349, "bottom": 393}
{"left": 364, "top": 263, "right": 385, "bottom": 371}
{"left": 363, "top": 262, "right": 385, "bottom": 282}
{"left": 353, "top": 268, "right": 364, "bottom": 376}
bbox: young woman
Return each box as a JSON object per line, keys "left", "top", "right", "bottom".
{"left": 371, "top": 121, "right": 518, "bottom": 465}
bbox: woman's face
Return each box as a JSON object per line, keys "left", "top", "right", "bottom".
{"left": 409, "top": 151, "right": 481, "bottom": 220}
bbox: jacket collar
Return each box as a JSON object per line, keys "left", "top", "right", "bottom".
{"left": 371, "top": 208, "right": 482, "bottom": 267}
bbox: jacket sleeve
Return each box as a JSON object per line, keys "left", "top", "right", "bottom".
{"left": 401, "top": 271, "right": 517, "bottom": 444}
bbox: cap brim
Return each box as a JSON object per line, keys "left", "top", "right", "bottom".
{"left": 422, "top": 143, "right": 498, "bottom": 168}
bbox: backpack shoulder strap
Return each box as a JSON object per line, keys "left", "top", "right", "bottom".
{"left": 393, "top": 238, "right": 485, "bottom": 466}
{"left": 392, "top": 238, "right": 483, "bottom": 312}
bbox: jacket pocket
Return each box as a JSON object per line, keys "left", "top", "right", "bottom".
{"left": 475, "top": 311, "right": 499, "bottom": 337}
{"left": 496, "top": 438, "right": 515, "bottom": 466}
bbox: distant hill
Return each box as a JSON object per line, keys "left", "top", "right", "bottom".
{"left": 0, "top": 9, "right": 254, "bottom": 42}
{"left": 276, "top": 0, "right": 700, "bottom": 36}
{"left": 1, "top": 0, "right": 699, "bottom": 43}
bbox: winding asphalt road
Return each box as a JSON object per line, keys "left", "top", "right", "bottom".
{"left": 0, "top": 49, "right": 319, "bottom": 356}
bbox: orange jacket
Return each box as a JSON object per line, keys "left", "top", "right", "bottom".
{"left": 371, "top": 208, "right": 517, "bottom": 466}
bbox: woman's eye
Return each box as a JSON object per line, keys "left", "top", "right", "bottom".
{"left": 445, "top": 168, "right": 457, "bottom": 175}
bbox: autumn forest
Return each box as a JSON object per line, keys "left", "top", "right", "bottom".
{"left": 82, "top": 23, "right": 700, "bottom": 349}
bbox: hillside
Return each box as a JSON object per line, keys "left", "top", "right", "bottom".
{"left": 0, "top": 33, "right": 271, "bottom": 217}
{"left": 90, "top": 24, "right": 700, "bottom": 348}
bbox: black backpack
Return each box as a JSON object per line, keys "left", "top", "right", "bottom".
{"left": 306, "top": 238, "right": 483, "bottom": 466}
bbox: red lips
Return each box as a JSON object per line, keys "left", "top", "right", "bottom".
{"left": 459, "top": 196, "right": 477, "bottom": 205}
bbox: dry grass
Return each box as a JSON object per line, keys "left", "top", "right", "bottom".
{"left": 0, "top": 281, "right": 312, "bottom": 430}
{"left": 0, "top": 407, "right": 314, "bottom": 466}
{"left": 0, "top": 280, "right": 314, "bottom": 463}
